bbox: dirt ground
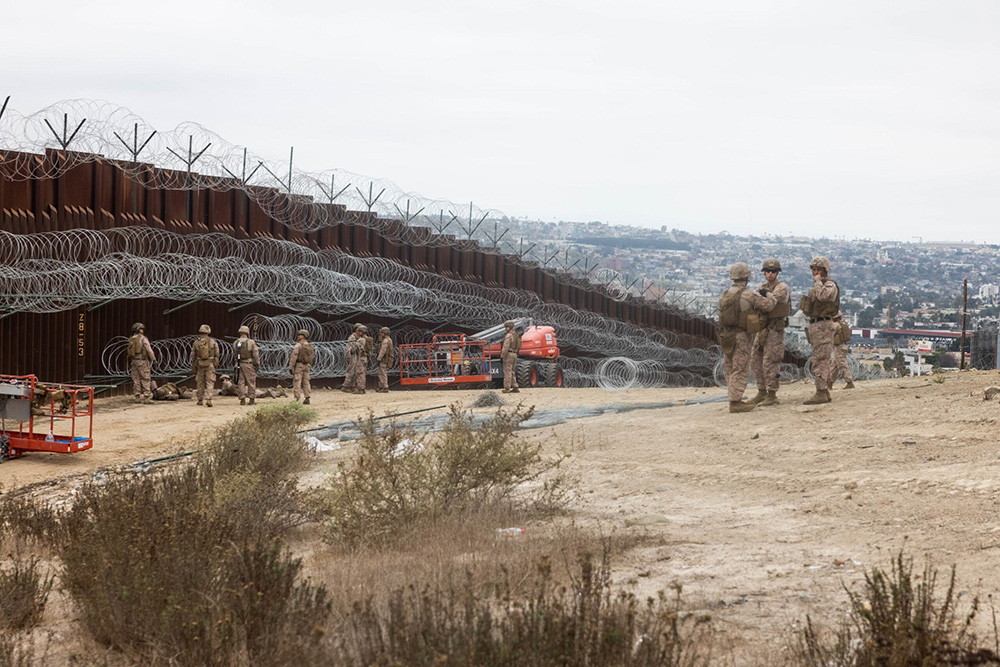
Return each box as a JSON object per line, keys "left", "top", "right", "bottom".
{"left": 6, "top": 371, "right": 1000, "bottom": 657}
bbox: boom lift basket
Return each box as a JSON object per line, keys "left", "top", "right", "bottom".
{"left": 0, "top": 374, "right": 94, "bottom": 462}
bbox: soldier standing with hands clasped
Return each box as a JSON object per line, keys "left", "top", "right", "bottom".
{"left": 191, "top": 324, "right": 219, "bottom": 407}
{"left": 800, "top": 256, "right": 840, "bottom": 404}
{"left": 128, "top": 322, "right": 156, "bottom": 403}
{"left": 501, "top": 320, "right": 521, "bottom": 394}
{"left": 289, "top": 328, "right": 313, "bottom": 404}
{"left": 717, "top": 263, "right": 776, "bottom": 413}
{"left": 749, "top": 259, "right": 791, "bottom": 407}
{"left": 376, "top": 327, "right": 393, "bottom": 393}
{"left": 234, "top": 325, "right": 260, "bottom": 405}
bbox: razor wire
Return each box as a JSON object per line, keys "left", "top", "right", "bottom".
{"left": 0, "top": 98, "right": 710, "bottom": 318}
{"left": 0, "top": 228, "right": 721, "bottom": 382}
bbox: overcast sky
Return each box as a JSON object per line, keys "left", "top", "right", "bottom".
{"left": 6, "top": 1, "right": 1000, "bottom": 242}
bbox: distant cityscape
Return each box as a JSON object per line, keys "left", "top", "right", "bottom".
{"left": 505, "top": 218, "right": 998, "bottom": 331}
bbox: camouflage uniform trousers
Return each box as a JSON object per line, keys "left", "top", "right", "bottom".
{"left": 237, "top": 361, "right": 257, "bottom": 399}
{"left": 807, "top": 320, "right": 837, "bottom": 392}
{"left": 195, "top": 365, "right": 217, "bottom": 401}
{"left": 723, "top": 331, "right": 753, "bottom": 402}
{"left": 751, "top": 328, "right": 785, "bottom": 393}
{"left": 346, "top": 355, "right": 366, "bottom": 390}
{"left": 293, "top": 362, "right": 312, "bottom": 400}
{"left": 503, "top": 352, "right": 517, "bottom": 390}
{"left": 131, "top": 359, "right": 153, "bottom": 398}
{"left": 377, "top": 362, "right": 390, "bottom": 390}
{"left": 828, "top": 343, "right": 853, "bottom": 384}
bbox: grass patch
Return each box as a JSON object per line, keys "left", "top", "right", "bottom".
{"left": 320, "top": 403, "right": 571, "bottom": 548}
{"left": 335, "top": 542, "right": 714, "bottom": 666}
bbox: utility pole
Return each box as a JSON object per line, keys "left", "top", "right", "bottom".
{"left": 960, "top": 278, "right": 968, "bottom": 370}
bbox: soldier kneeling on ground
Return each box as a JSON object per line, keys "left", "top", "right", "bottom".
{"left": 218, "top": 374, "right": 239, "bottom": 397}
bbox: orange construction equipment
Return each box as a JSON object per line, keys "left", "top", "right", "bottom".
{"left": 399, "top": 334, "right": 491, "bottom": 386}
{"left": 397, "top": 318, "right": 563, "bottom": 389}
{"left": 0, "top": 374, "right": 94, "bottom": 463}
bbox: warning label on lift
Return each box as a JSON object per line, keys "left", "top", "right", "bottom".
{"left": 428, "top": 377, "right": 456, "bottom": 383}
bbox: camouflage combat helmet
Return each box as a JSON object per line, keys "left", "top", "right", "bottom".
{"left": 353, "top": 322, "right": 365, "bottom": 330}
{"left": 809, "top": 256, "right": 831, "bottom": 272}
{"left": 297, "top": 329, "right": 310, "bottom": 339}
{"left": 379, "top": 326, "right": 390, "bottom": 335}
{"left": 198, "top": 324, "right": 211, "bottom": 334}
{"left": 504, "top": 320, "right": 515, "bottom": 328}
{"left": 761, "top": 258, "right": 782, "bottom": 272}
{"left": 132, "top": 322, "right": 145, "bottom": 332}
{"left": 237, "top": 325, "right": 250, "bottom": 335}
{"left": 729, "top": 262, "right": 752, "bottom": 281}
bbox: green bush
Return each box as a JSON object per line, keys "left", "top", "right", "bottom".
{"left": 322, "top": 403, "right": 570, "bottom": 548}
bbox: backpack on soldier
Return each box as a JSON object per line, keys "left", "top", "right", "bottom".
{"left": 128, "top": 334, "right": 144, "bottom": 358}
{"left": 718, "top": 287, "right": 745, "bottom": 329}
{"left": 299, "top": 341, "right": 315, "bottom": 365}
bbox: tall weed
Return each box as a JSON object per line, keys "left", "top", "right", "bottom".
{"left": 797, "top": 552, "right": 1000, "bottom": 666}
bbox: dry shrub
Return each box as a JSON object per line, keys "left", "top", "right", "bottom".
{"left": 50, "top": 403, "right": 330, "bottom": 666}
{"left": 0, "top": 553, "right": 53, "bottom": 633}
{"left": 797, "top": 552, "right": 1000, "bottom": 666}
{"left": 0, "top": 633, "right": 35, "bottom": 667}
{"left": 321, "top": 403, "right": 571, "bottom": 548}
{"left": 335, "top": 544, "right": 714, "bottom": 666}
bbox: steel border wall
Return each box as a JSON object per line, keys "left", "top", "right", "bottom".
{"left": 0, "top": 148, "right": 798, "bottom": 387}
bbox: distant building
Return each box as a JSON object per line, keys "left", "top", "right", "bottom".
{"left": 979, "top": 284, "right": 999, "bottom": 302}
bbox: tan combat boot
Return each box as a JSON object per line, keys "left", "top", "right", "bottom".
{"left": 845, "top": 381, "right": 855, "bottom": 389}
{"left": 303, "top": 397, "right": 310, "bottom": 405}
{"left": 249, "top": 397, "right": 255, "bottom": 405}
{"left": 749, "top": 389, "right": 768, "bottom": 404}
{"left": 197, "top": 399, "right": 203, "bottom": 406}
{"left": 803, "top": 390, "right": 831, "bottom": 405}
{"left": 759, "top": 390, "right": 779, "bottom": 407}
{"left": 240, "top": 397, "right": 246, "bottom": 406}
{"left": 510, "top": 388, "right": 520, "bottom": 393}
{"left": 206, "top": 399, "right": 213, "bottom": 408}
{"left": 729, "top": 400, "right": 755, "bottom": 413}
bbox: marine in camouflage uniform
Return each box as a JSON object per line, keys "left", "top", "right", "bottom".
{"left": 376, "top": 327, "right": 393, "bottom": 393}
{"left": 718, "top": 263, "right": 776, "bottom": 413}
{"left": 128, "top": 322, "right": 156, "bottom": 403}
{"left": 501, "top": 320, "right": 521, "bottom": 393}
{"left": 289, "top": 328, "right": 313, "bottom": 404}
{"left": 749, "top": 259, "right": 791, "bottom": 407}
{"left": 191, "top": 324, "right": 220, "bottom": 407}
{"left": 344, "top": 322, "right": 372, "bottom": 394}
{"left": 233, "top": 325, "right": 261, "bottom": 405}
{"left": 801, "top": 256, "right": 840, "bottom": 404}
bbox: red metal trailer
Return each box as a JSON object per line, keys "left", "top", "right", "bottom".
{"left": 0, "top": 374, "right": 94, "bottom": 462}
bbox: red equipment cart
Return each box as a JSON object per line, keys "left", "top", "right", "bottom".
{"left": 0, "top": 374, "right": 94, "bottom": 463}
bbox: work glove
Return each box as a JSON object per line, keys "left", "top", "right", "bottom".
{"left": 758, "top": 287, "right": 768, "bottom": 297}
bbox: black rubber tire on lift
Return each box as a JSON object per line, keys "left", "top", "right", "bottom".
{"left": 540, "top": 361, "right": 562, "bottom": 387}
{"left": 515, "top": 361, "right": 533, "bottom": 388}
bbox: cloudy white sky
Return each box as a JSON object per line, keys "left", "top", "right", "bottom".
{"left": 6, "top": 1, "right": 1000, "bottom": 242}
